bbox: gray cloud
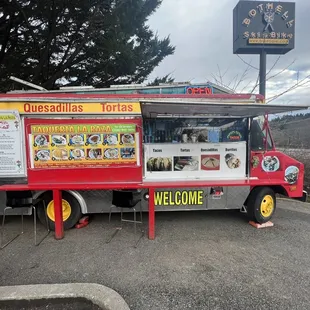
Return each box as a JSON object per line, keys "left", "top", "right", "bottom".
{"left": 148, "top": 0, "right": 310, "bottom": 105}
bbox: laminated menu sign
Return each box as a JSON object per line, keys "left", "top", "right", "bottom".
{"left": 30, "top": 123, "right": 138, "bottom": 169}
{"left": 0, "top": 110, "right": 25, "bottom": 177}
{"left": 144, "top": 142, "right": 246, "bottom": 180}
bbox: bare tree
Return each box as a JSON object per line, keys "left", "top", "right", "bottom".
{"left": 210, "top": 55, "right": 310, "bottom": 103}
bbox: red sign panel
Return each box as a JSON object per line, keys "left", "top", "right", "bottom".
{"left": 185, "top": 86, "right": 213, "bottom": 95}
{"left": 24, "top": 118, "right": 143, "bottom": 184}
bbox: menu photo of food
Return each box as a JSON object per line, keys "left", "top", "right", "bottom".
{"left": 120, "top": 133, "right": 135, "bottom": 145}
{"left": 34, "top": 134, "right": 49, "bottom": 147}
{"left": 120, "top": 148, "right": 135, "bottom": 159}
{"left": 70, "top": 149, "right": 85, "bottom": 160}
{"left": 0, "top": 120, "right": 9, "bottom": 130}
{"left": 173, "top": 157, "right": 199, "bottom": 171}
{"left": 103, "top": 148, "right": 119, "bottom": 159}
{"left": 34, "top": 149, "right": 51, "bottom": 161}
{"left": 201, "top": 155, "right": 220, "bottom": 171}
{"left": 86, "top": 148, "right": 102, "bottom": 160}
{"left": 69, "top": 134, "right": 84, "bottom": 146}
{"left": 225, "top": 153, "right": 241, "bottom": 169}
{"left": 52, "top": 148, "right": 68, "bottom": 161}
{"left": 103, "top": 134, "right": 118, "bottom": 146}
{"left": 147, "top": 157, "right": 172, "bottom": 172}
{"left": 51, "top": 135, "right": 67, "bottom": 146}
{"left": 86, "top": 134, "right": 101, "bottom": 146}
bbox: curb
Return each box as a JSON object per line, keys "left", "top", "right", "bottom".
{"left": 278, "top": 197, "right": 310, "bottom": 205}
{"left": 0, "top": 283, "right": 130, "bottom": 310}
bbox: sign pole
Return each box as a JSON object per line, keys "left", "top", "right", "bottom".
{"left": 259, "top": 50, "right": 267, "bottom": 99}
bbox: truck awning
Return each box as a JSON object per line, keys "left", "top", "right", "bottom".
{"left": 140, "top": 100, "right": 310, "bottom": 118}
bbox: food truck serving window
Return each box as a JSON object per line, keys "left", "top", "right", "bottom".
{"left": 143, "top": 118, "right": 247, "bottom": 181}
{"left": 143, "top": 118, "right": 247, "bottom": 143}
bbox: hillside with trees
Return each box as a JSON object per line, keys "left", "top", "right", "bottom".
{"left": 270, "top": 113, "right": 310, "bottom": 149}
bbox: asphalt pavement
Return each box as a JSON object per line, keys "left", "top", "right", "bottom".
{"left": 1, "top": 199, "right": 310, "bottom": 310}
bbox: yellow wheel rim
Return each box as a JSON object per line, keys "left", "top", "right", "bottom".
{"left": 47, "top": 199, "right": 72, "bottom": 222}
{"left": 260, "top": 195, "right": 274, "bottom": 218}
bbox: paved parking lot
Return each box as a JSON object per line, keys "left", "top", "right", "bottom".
{"left": 1, "top": 199, "right": 310, "bottom": 310}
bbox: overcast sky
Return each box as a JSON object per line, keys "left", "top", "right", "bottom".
{"left": 148, "top": 0, "right": 310, "bottom": 106}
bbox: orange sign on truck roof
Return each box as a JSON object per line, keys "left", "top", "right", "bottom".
{"left": 0, "top": 101, "right": 141, "bottom": 115}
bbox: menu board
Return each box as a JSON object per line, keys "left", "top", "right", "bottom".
{"left": 30, "top": 124, "right": 138, "bottom": 169}
{"left": 0, "top": 110, "right": 25, "bottom": 177}
{"left": 144, "top": 142, "right": 246, "bottom": 180}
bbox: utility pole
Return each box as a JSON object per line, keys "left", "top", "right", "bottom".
{"left": 259, "top": 51, "right": 267, "bottom": 99}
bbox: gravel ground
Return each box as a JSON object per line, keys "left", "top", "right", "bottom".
{"left": 1, "top": 199, "right": 310, "bottom": 310}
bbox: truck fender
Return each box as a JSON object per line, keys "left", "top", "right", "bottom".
{"left": 33, "top": 190, "right": 88, "bottom": 214}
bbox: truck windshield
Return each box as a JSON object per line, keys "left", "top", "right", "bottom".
{"left": 251, "top": 118, "right": 273, "bottom": 151}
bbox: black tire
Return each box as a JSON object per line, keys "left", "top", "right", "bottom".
{"left": 37, "top": 191, "right": 82, "bottom": 231}
{"left": 246, "top": 187, "right": 276, "bottom": 224}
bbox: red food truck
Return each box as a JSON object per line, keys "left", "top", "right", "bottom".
{"left": 0, "top": 92, "right": 308, "bottom": 240}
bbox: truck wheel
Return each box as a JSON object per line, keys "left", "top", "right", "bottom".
{"left": 37, "top": 192, "right": 82, "bottom": 231}
{"left": 247, "top": 187, "right": 276, "bottom": 224}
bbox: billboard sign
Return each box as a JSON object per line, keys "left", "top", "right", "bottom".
{"left": 233, "top": 1, "right": 295, "bottom": 54}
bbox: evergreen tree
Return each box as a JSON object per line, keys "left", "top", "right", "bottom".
{"left": 147, "top": 74, "right": 174, "bottom": 86}
{"left": 0, "top": 0, "right": 174, "bottom": 91}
